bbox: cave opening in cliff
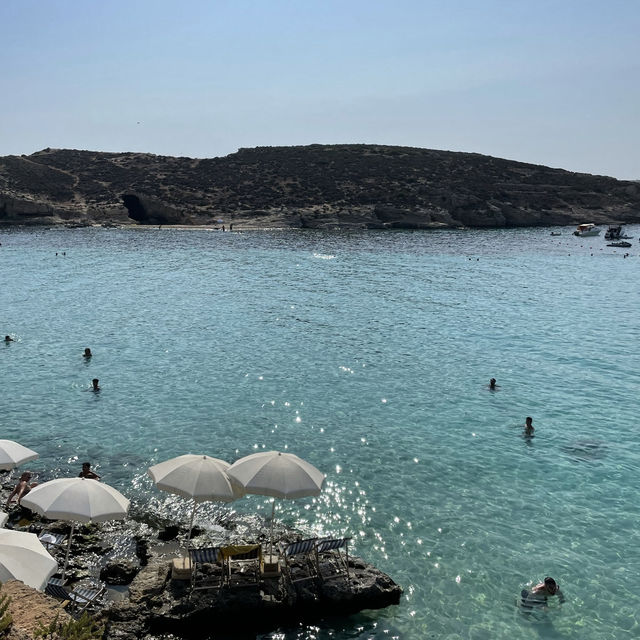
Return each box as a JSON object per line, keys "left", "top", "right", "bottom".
{"left": 122, "top": 194, "right": 148, "bottom": 223}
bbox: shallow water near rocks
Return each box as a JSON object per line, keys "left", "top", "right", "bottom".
{"left": 1, "top": 225, "right": 640, "bottom": 639}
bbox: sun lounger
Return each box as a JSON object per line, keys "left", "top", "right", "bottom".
{"left": 314, "top": 537, "right": 351, "bottom": 582}
{"left": 39, "top": 532, "right": 67, "bottom": 550}
{"left": 220, "top": 544, "right": 261, "bottom": 588}
{"left": 188, "top": 546, "right": 224, "bottom": 592}
{"left": 279, "top": 537, "right": 318, "bottom": 585}
{"left": 45, "top": 578, "right": 106, "bottom": 613}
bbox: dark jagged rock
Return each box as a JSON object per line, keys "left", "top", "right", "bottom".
{"left": 100, "top": 558, "right": 140, "bottom": 585}
{"left": 135, "top": 537, "right": 151, "bottom": 566}
{"left": 105, "top": 550, "right": 402, "bottom": 640}
{"left": 158, "top": 525, "right": 180, "bottom": 541}
{"left": 1, "top": 144, "right": 638, "bottom": 229}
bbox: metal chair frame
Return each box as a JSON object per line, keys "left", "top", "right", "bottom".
{"left": 39, "top": 532, "right": 67, "bottom": 551}
{"left": 188, "top": 546, "right": 224, "bottom": 593}
{"left": 221, "top": 545, "right": 262, "bottom": 588}
{"left": 279, "top": 537, "right": 318, "bottom": 585}
{"left": 314, "top": 537, "right": 352, "bottom": 582}
{"left": 45, "top": 579, "right": 106, "bottom": 613}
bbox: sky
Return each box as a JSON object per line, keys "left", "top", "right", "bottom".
{"left": 1, "top": 0, "right": 638, "bottom": 179}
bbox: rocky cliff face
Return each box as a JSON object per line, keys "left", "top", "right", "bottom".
{"left": 1, "top": 145, "right": 638, "bottom": 229}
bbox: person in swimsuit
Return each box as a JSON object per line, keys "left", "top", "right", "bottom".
{"left": 520, "top": 577, "right": 565, "bottom": 610}
{"left": 6, "top": 472, "right": 38, "bottom": 506}
{"left": 79, "top": 462, "right": 100, "bottom": 480}
{"left": 524, "top": 417, "right": 534, "bottom": 437}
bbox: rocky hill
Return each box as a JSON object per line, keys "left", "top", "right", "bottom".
{"left": 1, "top": 144, "right": 638, "bottom": 229}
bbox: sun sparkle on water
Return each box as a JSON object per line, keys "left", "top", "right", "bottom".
{"left": 1, "top": 226, "right": 640, "bottom": 639}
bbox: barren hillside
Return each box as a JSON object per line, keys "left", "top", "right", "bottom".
{"left": 1, "top": 144, "right": 638, "bottom": 229}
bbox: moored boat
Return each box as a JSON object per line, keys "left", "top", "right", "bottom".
{"left": 605, "top": 225, "right": 621, "bottom": 240}
{"left": 604, "top": 224, "right": 632, "bottom": 240}
{"left": 573, "top": 223, "right": 601, "bottom": 237}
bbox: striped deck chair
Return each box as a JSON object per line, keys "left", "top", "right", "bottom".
{"left": 188, "top": 546, "right": 224, "bottom": 593}
{"left": 45, "top": 579, "right": 106, "bottom": 613}
{"left": 314, "top": 537, "right": 352, "bottom": 582}
{"left": 39, "top": 532, "right": 67, "bottom": 551}
{"left": 220, "top": 544, "right": 261, "bottom": 588}
{"left": 279, "top": 538, "right": 318, "bottom": 585}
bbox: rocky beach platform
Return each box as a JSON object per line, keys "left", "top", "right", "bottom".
{"left": 0, "top": 477, "right": 402, "bottom": 640}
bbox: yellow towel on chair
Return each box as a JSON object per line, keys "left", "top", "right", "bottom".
{"left": 220, "top": 544, "right": 260, "bottom": 560}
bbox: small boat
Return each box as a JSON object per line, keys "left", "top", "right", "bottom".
{"left": 573, "top": 223, "right": 601, "bottom": 237}
{"left": 604, "top": 224, "right": 632, "bottom": 240}
{"left": 607, "top": 241, "right": 632, "bottom": 248}
{"left": 605, "top": 225, "right": 622, "bottom": 240}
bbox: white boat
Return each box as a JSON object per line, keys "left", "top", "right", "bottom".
{"left": 573, "top": 223, "right": 601, "bottom": 237}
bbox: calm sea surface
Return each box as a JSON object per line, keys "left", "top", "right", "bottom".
{"left": 1, "top": 226, "right": 640, "bottom": 639}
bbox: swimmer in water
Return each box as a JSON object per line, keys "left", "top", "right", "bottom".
{"left": 78, "top": 462, "right": 100, "bottom": 480}
{"left": 524, "top": 417, "right": 534, "bottom": 438}
{"left": 520, "top": 577, "right": 565, "bottom": 610}
{"left": 92, "top": 378, "right": 100, "bottom": 391}
{"left": 4, "top": 336, "right": 13, "bottom": 342}
{"left": 489, "top": 378, "right": 498, "bottom": 390}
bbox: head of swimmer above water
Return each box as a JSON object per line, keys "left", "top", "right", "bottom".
{"left": 544, "top": 577, "right": 558, "bottom": 595}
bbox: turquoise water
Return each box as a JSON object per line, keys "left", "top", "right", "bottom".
{"left": 1, "top": 226, "right": 640, "bottom": 639}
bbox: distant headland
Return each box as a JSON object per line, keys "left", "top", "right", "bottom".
{"left": 1, "top": 144, "right": 639, "bottom": 229}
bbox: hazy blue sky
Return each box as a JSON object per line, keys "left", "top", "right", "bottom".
{"left": 1, "top": 0, "right": 638, "bottom": 178}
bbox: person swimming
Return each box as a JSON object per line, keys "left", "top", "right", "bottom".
{"left": 83, "top": 347, "right": 92, "bottom": 358}
{"left": 92, "top": 378, "right": 100, "bottom": 391}
{"left": 520, "top": 577, "right": 565, "bottom": 611}
{"left": 4, "top": 336, "right": 13, "bottom": 342}
{"left": 489, "top": 378, "right": 498, "bottom": 390}
{"left": 524, "top": 417, "right": 534, "bottom": 437}
{"left": 78, "top": 462, "right": 100, "bottom": 480}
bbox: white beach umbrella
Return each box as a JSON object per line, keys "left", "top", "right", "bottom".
{"left": 21, "top": 477, "right": 130, "bottom": 579}
{"left": 148, "top": 454, "right": 244, "bottom": 540}
{"left": 0, "top": 529, "right": 57, "bottom": 590}
{"left": 227, "top": 451, "right": 325, "bottom": 555}
{"left": 0, "top": 440, "right": 38, "bottom": 470}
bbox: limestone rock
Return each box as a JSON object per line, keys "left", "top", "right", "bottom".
{"left": 1, "top": 145, "right": 638, "bottom": 229}
{"left": 100, "top": 559, "right": 140, "bottom": 585}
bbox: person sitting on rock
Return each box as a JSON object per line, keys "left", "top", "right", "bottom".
{"left": 6, "top": 472, "right": 38, "bottom": 507}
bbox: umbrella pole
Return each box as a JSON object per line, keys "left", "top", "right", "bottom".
{"left": 269, "top": 499, "right": 275, "bottom": 557}
{"left": 187, "top": 501, "right": 198, "bottom": 545}
{"left": 62, "top": 522, "right": 75, "bottom": 581}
